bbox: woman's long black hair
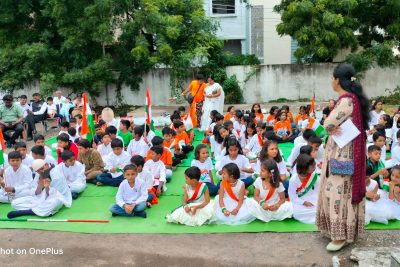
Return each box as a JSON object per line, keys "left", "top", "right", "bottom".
{"left": 333, "top": 64, "right": 370, "bottom": 130}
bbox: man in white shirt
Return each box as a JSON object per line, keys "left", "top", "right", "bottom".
{"left": 16, "top": 95, "right": 32, "bottom": 118}
{"left": 53, "top": 90, "right": 66, "bottom": 113}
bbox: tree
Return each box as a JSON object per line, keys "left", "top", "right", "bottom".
{"left": 0, "top": 0, "right": 219, "bottom": 102}
{"left": 274, "top": 0, "right": 400, "bottom": 72}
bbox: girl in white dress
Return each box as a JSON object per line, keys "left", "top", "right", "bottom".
{"left": 210, "top": 125, "right": 229, "bottom": 169}
{"left": 387, "top": 166, "right": 400, "bottom": 220}
{"left": 200, "top": 76, "right": 225, "bottom": 131}
{"left": 369, "top": 100, "right": 385, "bottom": 128}
{"left": 167, "top": 167, "right": 214, "bottom": 226}
{"left": 211, "top": 163, "right": 255, "bottom": 225}
{"left": 288, "top": 154, "right": 320, "bottom": 224}
{"left": 248, "top": 160, "right": 293, "bottom": 222}
{"left": 365, "top": 164, "right": 392, "bottom": 224}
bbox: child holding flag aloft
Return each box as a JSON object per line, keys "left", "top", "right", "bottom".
{"left": 166, "top": 166, "right": 214, "bottom": 226}
{"left": 288, "top": 154, "right": 320, "bottom": 224}
{"left": 211, "top": 163, "right": 255, "bottom": 225}
{"left": 248, "top": 160, "right": 293, "bottom": 222}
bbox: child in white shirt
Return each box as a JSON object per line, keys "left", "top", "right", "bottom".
{"left": 54, "top": 150, "right": 87, "bottom": 199}
{"left": 95, "top": 139, "right": 130, "bottom": 187}
{"left": 15, "top": 142, "right": 34, "bottom": 168}
{"left": 144, "top": 146, "right": 166, "bottom": 197}
{"left": 127, "top": 126, "right": 150, "bottom": 157}
{"left": 131, "top": 155, "right": 155, "bottom": 207}
{"left": 0, "top": 151, "right": 33, "bottom": 203}
{"left": 109, "top": 164, "right": 148, "bottom": 218}
{"left": 97, "top": 132, "right": 113, "bottom": 158}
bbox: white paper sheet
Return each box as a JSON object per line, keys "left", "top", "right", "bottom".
{"left": 332, "top": 119, "right": 361, "bottom": 149}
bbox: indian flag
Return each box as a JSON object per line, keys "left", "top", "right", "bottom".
{"left": 307, "top": 117, "right": 326, "bottom": 137}
{"left": 0, "top": 128, "right": 4, "bottom": 165}
{"left": 184, "top": 102, "right": 197, "bottom": 131}
{"left": 80, "top": 92, "right": 96, "bottom": 142}
{"left": 145, "top": 89, "right": 155, "bottom": 132}
{"left": 383, "top": 178, "right": 390, "bottom": 192}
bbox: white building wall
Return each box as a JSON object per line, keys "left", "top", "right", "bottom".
{"left": 203, "top": 0, "right": 250, "bottom": 53}
{"left": 252, "top": 0, "right": 292, "bottom": 64}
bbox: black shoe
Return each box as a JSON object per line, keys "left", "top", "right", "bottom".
{"left": 71, "top": 192, "right": 79, "bottom": 199}
{"left": 134, "top": 211, "right": 147, "bottom": 218}
{"left": 111, "top": 213, "right": 118, "bottom": 217}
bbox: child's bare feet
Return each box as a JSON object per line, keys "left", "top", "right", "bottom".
{"left": 245, "top": 189, "right": 249, "bottom": 196}
{"left": 96, "top": 182, "right": 103, "bottom": 186}
{"left": 146, "top": 202, "right": 152, "bottom": 208}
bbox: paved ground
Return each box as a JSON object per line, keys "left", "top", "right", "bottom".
{"left": 0, "top": 229, "right": 399, "bottom": 266}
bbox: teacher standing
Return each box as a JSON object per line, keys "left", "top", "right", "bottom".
{"left": 200, "top": 75, "right": 225, "bottom": 131}
{"left": 180, "top": 74, "right": 206, "bottom": 128}
{"left": 316, "top": 64, "right": 370, "bottom": 251}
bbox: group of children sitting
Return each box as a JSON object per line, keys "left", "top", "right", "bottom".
{"left": 0, "top": 100, "right": 399, "bottom": 227}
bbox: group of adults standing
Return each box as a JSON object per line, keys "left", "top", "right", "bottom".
{"left": 180, "top": 74, "right": 225, "bottom": 131}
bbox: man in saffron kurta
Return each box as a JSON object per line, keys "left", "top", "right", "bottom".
{"left": 180, "top": 74, "right": 206, "bottom": 128}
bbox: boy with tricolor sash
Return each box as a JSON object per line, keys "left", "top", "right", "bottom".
{"left": 166, "top": 166, "right": 214, "bottom": 226}
{"left": 288, "top": 154, "right": 320, "bottom": 224}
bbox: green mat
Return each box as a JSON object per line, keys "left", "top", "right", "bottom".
{"left": 2, "top": 133, "right": 395, "bottom": 234}
{"left": 0, "top": 165, "right": 399, "bottom": 234}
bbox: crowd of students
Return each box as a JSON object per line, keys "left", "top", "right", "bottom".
{"left": 0, "top": 98, "right": 399, "bottom": 226}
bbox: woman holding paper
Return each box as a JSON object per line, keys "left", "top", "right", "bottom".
{"left": 316, "top": 64, "right": 370, "bottom": 251}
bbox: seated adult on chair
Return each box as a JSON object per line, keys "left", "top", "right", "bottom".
{"left": 0, "top": 95, "right": 24, "bottom": 148}
{"left": 26, "top": 93, "right": 47, "bottom": 140}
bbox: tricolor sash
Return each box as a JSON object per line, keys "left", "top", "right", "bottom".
{"left": 259, "top": 186, "right": 276, "bottom": 206}
{"left": 222, "top": 180, "right": 239, "bottom": 202}
{"left": 296, "top": 172, "right": 318, "bottom": 198}
{"left": 188, "top": 182, "right": 206, "bottom": 202}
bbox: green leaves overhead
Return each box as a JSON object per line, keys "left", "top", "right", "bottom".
{"left": 0, "top": 0, "right": 219, "bottom": 97}
{"left": 275, "top": 0, "right": 400, "bottom": 70}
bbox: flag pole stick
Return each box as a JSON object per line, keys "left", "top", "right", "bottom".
{"left": 0, "top": 218, "right": 109, "bottom": 223}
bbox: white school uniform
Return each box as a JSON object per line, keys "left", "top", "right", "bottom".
{"left": 12, "top": 168, "right": 72, "bottom": 217}
{"left": 43, "top": 155, "right": 57, "bottom": 166}
{"left": 248, "top": 179, "right": 293, "bottom": 222}
{"left": 391, "top": 143, "right": 400, "bottom": 166}
{"left": 387, "top": 198, "right": 400, "bottom": 220}
{"left": 245, "top": 134, "right": 263, "bottom": 156}
{"left": 30, "top": 146, "right": 53, "bottom": 158}
{"left": 0, "top": 165, "right": 33, "bottom": 203}
{"left": 137, "top": 170, "right": 154, "bottom": 190}
{"left": 365, "top": 179, "right": 392, "bottom": 225}
{"left": 288, "top": 171, "right": 320, "bottom": 224}
{"left": 22, "top": 155, "right": 34, "bottom": 168}
{"left": 97, "top": 143, "right": 112, "bottom": 158}
{"left": 126, "top": 138, "right": 149, "bottom": 158}
{"left": 116, "top": 179, "right": 148, "bottom": 208}
{"left": 217, "top": 155, "right": 252, "bottom": 180}
{"left": 144, "top": 160, "right": 166, "bottom": 188}
{"left": 104, "top": 151, "right": 131, "bottom": 178}
{"left": 53, "top": 162, "right": 87, "bottom": 193}
{"left": 287, "top": 144, "right": 324, "bottom": 167}
{"left": 253, "top": 159, "right": 288, "bottom": 178}
{"left": 211, "top": 180, "right": 255, "bottom": 225}
{"left": 167, "top": 183, "right": 215, "bottom": 226}
{"left": 191, "top": 158, "right": 213, "bottom": 183}
{"left": 369, "top": 110, "right": 385, "bottom": 128}
{"left": 210, "top": 136, "right": 225, "bottom": 171}
{"left": 294, "top": 135, "right": 307, "bottom": 146}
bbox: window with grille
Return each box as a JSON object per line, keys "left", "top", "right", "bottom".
{"left": 212, "top": 0, "right": 235, "bottom": 15}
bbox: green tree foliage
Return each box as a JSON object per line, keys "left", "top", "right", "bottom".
{"left": 274, "top": 0, "right": 400, "bottom": 72}
{"left": 0, "top": 0, "right": 219, "bottom": 98}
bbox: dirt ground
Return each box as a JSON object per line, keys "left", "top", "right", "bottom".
{"left": 0, "top": 229, "right": 399, "bottom": 266}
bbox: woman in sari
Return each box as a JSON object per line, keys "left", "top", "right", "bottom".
{"left": 200, "top": 75, "right": 225, "bottom": 131}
